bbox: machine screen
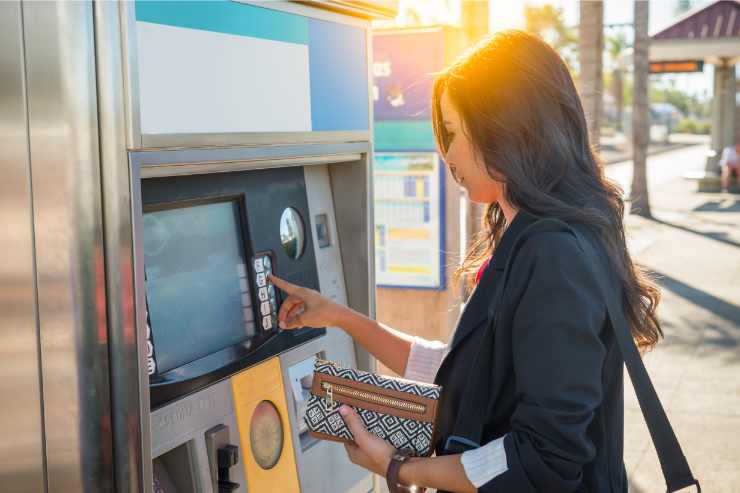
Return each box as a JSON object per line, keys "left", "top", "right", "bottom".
{"left": 143, "top": 200, "right": 257, "bottom": 373}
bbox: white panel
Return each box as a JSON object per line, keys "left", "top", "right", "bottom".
{"left": 303, "top": 164, "right": 356, "bottom": 368}
{"left": 137, "top": 22, "right": 312, "bottom": 134}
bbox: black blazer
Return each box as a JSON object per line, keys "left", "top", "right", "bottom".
{"left": 433, "top": 210, "right": 627, "bottom": 492}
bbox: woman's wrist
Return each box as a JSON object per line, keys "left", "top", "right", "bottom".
{"left": 396, "top": 456, "right": 424, "bottom": 489}
{"left": 391, "top": 453, "right": 476, "bottom": 493}
{"left": 331, "top": 303, "right": 360, "bottom": 333}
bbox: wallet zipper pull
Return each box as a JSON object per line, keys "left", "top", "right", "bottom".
{"left": 320, "top": 381, "right": 426, "bottom": 414}
{"left": 326, "top": 382, "right": 334, "bottom": 408}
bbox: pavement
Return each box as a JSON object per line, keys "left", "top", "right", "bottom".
{"left": 600, "top": 133, "right": 710, "bottom": 165}
{"left": 613, "top": 151, "right": 740, "bottom": 492}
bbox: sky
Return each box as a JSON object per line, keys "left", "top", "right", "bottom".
{"left": 380, "top": 0, "right": 718, "bottom": 98}
{"left": 488, "top": 0, "right": 715, "bottom": 34}
{"left": 487, "top": 0, "right": 715, "bottom": 98}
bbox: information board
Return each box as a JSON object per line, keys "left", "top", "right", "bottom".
{"left": 374, "top": 153, "right": 444, "bottom": 289}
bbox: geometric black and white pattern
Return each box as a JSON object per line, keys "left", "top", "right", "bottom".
{"left": 313, "top": 360, "right": 441, "bottom": 399}
{"left": 303, "top": 359, "right": 441, "bottom": 457}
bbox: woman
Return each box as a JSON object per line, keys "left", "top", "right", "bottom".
{"left": 269, "top": 30, "right": 661, "bottom": 492}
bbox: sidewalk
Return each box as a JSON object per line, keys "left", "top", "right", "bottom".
{"left": 600, "top": 133, "right": 710, "bottom": 165}
{"left": 623, "top": 179, "right": 740, "bottom": 492}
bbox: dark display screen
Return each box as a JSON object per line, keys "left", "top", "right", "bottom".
{"left": 143, "top": 200, "right": 257, "bottom": 374}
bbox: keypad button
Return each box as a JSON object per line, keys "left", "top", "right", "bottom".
{"left": 254, "top": 258, "right": 264, "bottom": 273}
{"left": 256, "top": 272, "right": 266, "bottom": 287}
{"left": 260, "top": 301, "right": 271, "bottom": 316}
{"left": 258, "top": 287, "right": 269, "bottom": 301}
{"left": 262, "top": 316, "right": 273, "bottom": 330}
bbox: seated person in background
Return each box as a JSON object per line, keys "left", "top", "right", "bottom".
{"left": 719, "top": 143, "right": 740, "bottom": 192}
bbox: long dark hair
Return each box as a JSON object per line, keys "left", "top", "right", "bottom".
{"left": 432, "top": 30, "right": 662, "bottom": 349}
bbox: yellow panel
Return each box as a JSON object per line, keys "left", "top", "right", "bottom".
{"left": 231, "top": 357, "right": 301, "bottom": 493}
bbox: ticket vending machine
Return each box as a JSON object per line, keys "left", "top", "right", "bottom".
{"left": 0, "top": 1, "right": 396, "bottom": 492}
{"left": 118, "top": 2, "right": 394, "bottom": 492}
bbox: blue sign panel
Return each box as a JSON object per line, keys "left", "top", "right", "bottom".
{"left": 373, "top": 29, "right": 445, "bottom": 121}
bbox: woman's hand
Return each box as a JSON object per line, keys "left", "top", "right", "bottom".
{"left": 268, "top": 274, "right": 344, "bottom": 330}
{"left": 338, "top": 405, "right": 396, "bottom": 477}
{"left": 340, "top": 405, "right": 476, "bottom": 492}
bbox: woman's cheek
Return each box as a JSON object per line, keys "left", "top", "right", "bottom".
{"left": 470, "top": 180, "right": 500, "bottom": 204}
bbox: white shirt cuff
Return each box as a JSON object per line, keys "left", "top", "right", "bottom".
{"left": 402, "top": 336, "right": 447, "bottom": 383}
{"left": 460, "top": 435, "right": 508, "bottom": 488}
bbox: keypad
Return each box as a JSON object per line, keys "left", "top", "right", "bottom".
{"left": 253, "top": 253, "right": 279, "bottom": 332}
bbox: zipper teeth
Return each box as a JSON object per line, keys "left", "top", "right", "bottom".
{"left": 322, "top": 381, "right": 426, "bottom": 414}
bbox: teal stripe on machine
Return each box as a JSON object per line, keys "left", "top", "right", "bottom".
{"left": 374, "top": 121, "right": 436, "bottom": 151}
{"left": 135, "top": 1, "right": 309, "bottom": 45}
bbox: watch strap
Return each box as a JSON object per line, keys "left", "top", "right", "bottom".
{"left": 386, "top": 448, "right": 413, "bottom": 493}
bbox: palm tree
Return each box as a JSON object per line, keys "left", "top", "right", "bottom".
{"left": 578, "top": 0, "right": 604, "bottom": 146}
{"left": 606, "top": 31, "right": 629, "bottom": 131}
{"left": 630, "top": 0, "right": 652, "bottom": 218}
{"left": 524, "top": 4, "right": 578, "bottom": 70}
{"left": 578, "top": 0, "right": 604, "bottom": 148}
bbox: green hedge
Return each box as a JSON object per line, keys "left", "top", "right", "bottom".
{"left": 675, "top": 117, "right": 710, "bottom": 134}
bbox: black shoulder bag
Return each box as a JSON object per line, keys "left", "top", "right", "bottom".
{"left": 443, "top": 218, "right": 699, "bottom": 493}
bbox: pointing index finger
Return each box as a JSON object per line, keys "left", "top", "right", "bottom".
{"left": 268, "top": 274, "right": 296, "bottom": 295}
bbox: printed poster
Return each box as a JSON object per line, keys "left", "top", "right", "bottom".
{"left": 374, "top": 153, "right": 443, "bottom": 288}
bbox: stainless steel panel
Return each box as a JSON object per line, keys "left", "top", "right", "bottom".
{"left": 94, "top": 2, "right": 146, "bottom": 492}
{"left": 23, "top": 2, "right": 113, "bottom": 491}
{"left": 129, "top": 157, "right": 154, "bottom": 493}
{"left": 128, "top": 142, "right": 369, "bottom": 179}
{"left": 150, "top": 381, "right": 232, "bottom": 458}
{"left": 0, "top": 2, "right": 45, "bottom": 491}
{"left": 139, "top": 153, "right": 363, "bottom": 179}
{"left": 150, "top": 380, "right": 247, "bottom": 493}
{"left": 119, "top": 0, "right": 142, "bottom": 148}
{"left": 328, "top": 157, "right": 375, "bottom": 373}
{"left": 141, "top": 131, "right": 373, "bottom": 150}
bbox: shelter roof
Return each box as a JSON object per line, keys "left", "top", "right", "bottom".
{"left": 650, "top": 1, "right": 740, "bottom": 62}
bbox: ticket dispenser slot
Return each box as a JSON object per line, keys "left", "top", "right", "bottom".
{"left": 205, "top": 425, "right": 240, "bottom": 493}
{"left": 287, "top": 352, "right": 325, "bottom": 451}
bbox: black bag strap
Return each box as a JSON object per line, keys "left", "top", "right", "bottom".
{"left": 446, "top": 218, "right": 699, "bottom": 493}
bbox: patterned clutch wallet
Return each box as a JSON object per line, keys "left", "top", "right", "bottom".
{"left": 303, "top": 358, "right": 442, "bottom": 457}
